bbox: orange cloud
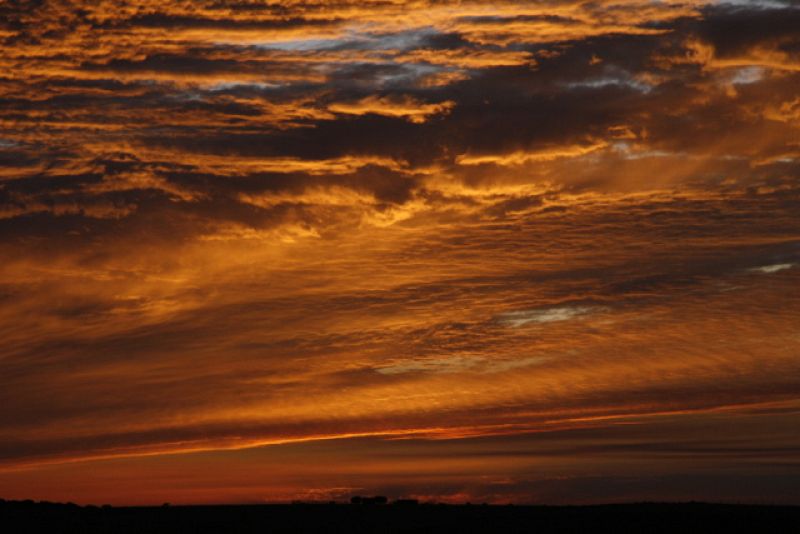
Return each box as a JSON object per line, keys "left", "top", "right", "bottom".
{"left": 328, "top": 95, "right": 455, "bottom": 123}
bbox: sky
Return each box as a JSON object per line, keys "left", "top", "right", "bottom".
{"left": 0, "top": 0, "right": 799, "bottom": 506}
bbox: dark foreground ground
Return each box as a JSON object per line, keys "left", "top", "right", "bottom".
{"left": 2, "top": 499, "right": 799, "bottom": 533}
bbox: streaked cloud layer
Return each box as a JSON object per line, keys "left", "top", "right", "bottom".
{"left": 1, "top": 0, "right": 799, "bottom": 504}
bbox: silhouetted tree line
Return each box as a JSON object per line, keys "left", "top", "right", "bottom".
{"left": 2, "top": 497, "right": 800, "bottom": 533}
{"left": 349, "top": 496, "right": 420, "bottom": 506}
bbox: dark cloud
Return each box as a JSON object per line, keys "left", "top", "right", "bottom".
{"left": 695, "top": 4, "right": 800, "bottom": 57}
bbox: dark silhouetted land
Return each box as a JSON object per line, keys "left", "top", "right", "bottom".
{"left": 2, "top": 498, "right": 799, "bottom": 533}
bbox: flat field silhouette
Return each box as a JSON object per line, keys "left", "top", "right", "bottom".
{"left": 2, "top": 499, "right": 799, "bottom": 533}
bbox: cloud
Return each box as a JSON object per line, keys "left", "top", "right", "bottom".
{"left": 0, "top": 0, "right": 799, "bottom": 506}
{"left": 456, "top": 141, "right": 608, "bottom": 166}
{"left": 749, "top": 263, "right": 795, "bottom": 274}
{"left": 327, "top": 95, "right": 455, "bottom": 123}
{"left": 498, "top": 305, "right": 603, "bottom": 327}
